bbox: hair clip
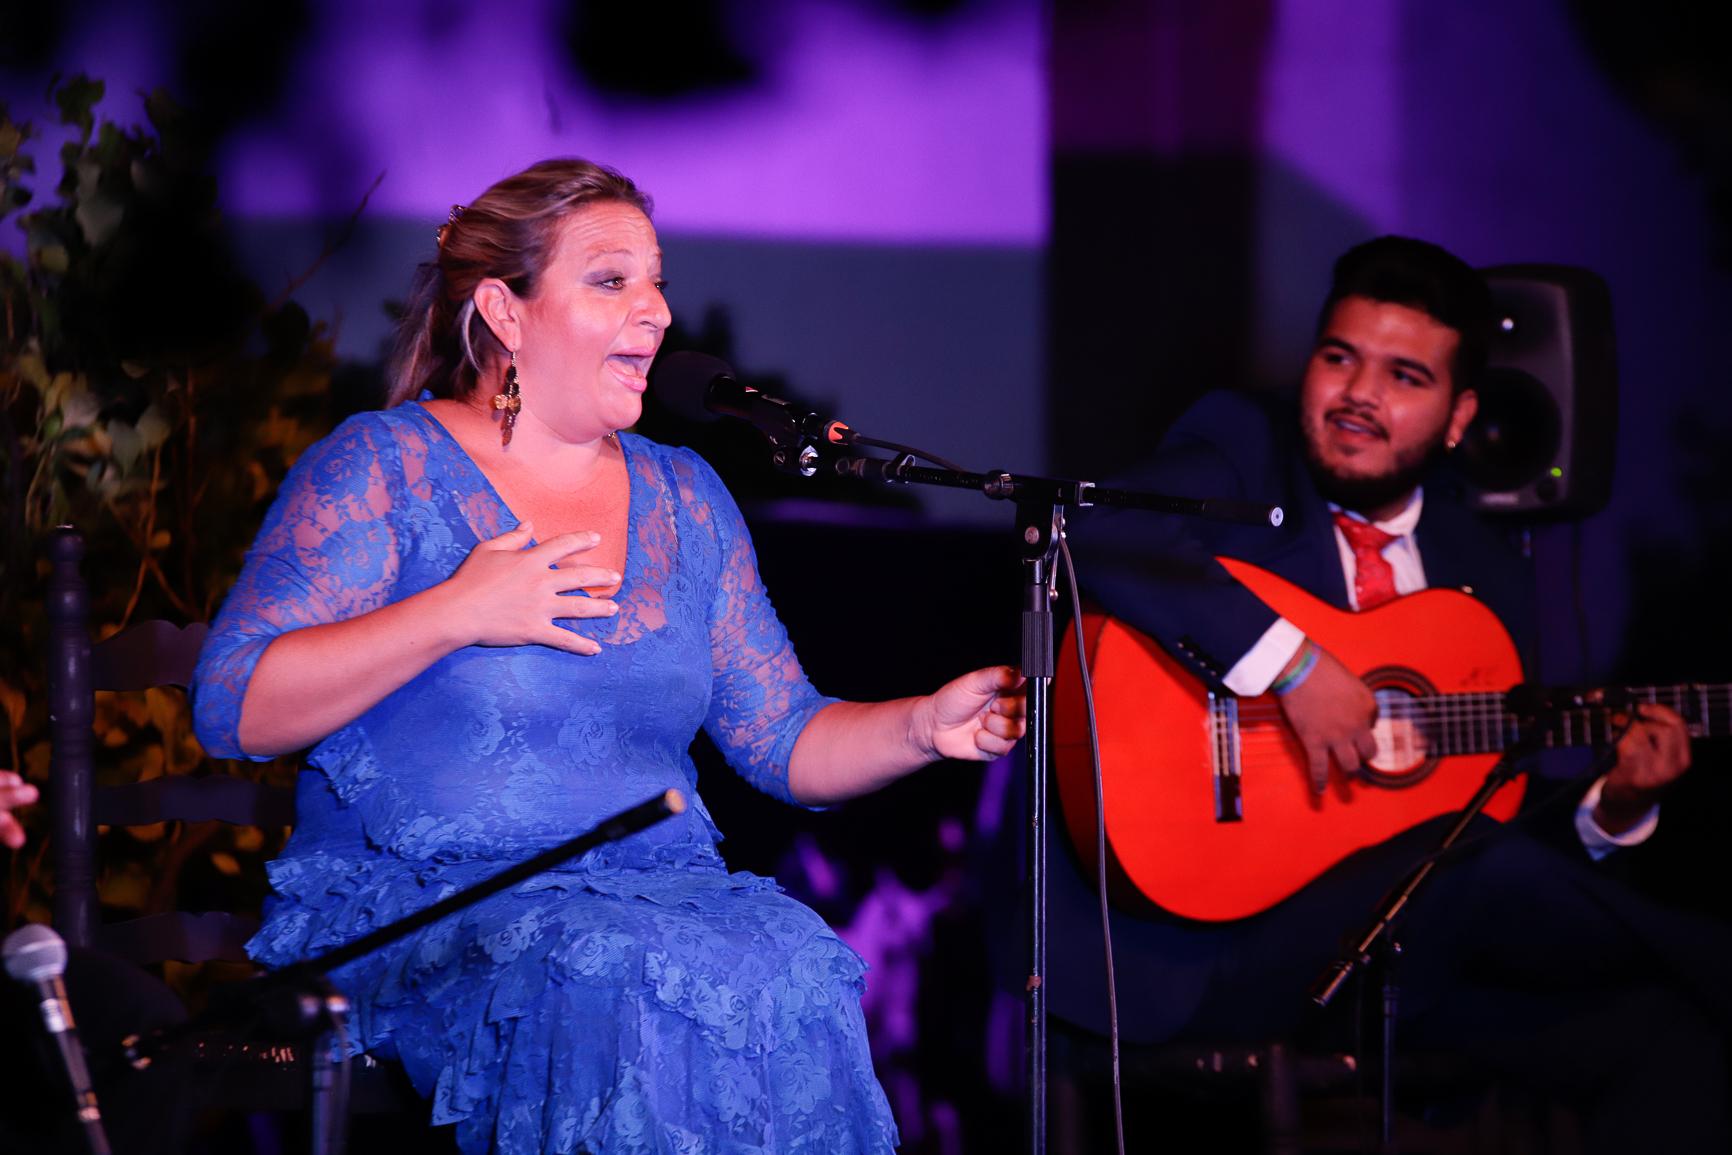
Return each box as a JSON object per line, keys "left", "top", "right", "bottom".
{"left": 435, "top": 204, "right": 467, "bottom": 250}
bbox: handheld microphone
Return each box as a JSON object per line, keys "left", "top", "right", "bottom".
{"left": 650, "top": 351, "right": 854, "bottom": 449}
{"left": 4, "top": 924, "right": 113, "bottom": 1155}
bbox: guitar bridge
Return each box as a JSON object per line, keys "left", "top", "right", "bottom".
{"left": 1209, "top": 692, "right": 1243, "bottom": 822}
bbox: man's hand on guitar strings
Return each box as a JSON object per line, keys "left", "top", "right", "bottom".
{"left": 1274, "top": 644, "right": 1380, "bottom": 793}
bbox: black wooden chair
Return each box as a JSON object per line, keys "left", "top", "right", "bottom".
{"left": 43, "top": 525, "right": 424, "bottom": 1152}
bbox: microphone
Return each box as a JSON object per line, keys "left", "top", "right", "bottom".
{"left": 4, "top": 924, "right": 113, "bottom": 1155}
{"left": 650, "top": 351, "right": 854, "bottom": 449}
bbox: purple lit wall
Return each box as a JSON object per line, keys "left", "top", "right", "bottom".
{"left": 4, "top": 0, "right": 1050, "bottom": 525}
{"left": 215, "top": 0, "right": 1045, "bottom": 245}
{"left": 5, "top": 0, "right": 1045, "bottom": 243}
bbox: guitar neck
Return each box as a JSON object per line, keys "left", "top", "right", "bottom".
{"left": 1391, "top": 683, "right": 1732, "bottom": 757}
{"left": 1534, "top": 683, "right": 1732, "bottom": 748}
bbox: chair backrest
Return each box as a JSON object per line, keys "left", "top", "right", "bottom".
{"left": 46, "top": 526, "right": 295, "bottom": 964}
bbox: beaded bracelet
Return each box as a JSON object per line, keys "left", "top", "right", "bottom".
{"left": 1271, "top": 642, "right": 1319, "bottom": 696}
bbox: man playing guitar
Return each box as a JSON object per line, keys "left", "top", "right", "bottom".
{"left": 1050, "top": 236, "right": 1728, "bottom": 1152}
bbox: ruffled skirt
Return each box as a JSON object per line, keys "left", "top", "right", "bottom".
{"left": 250, "top": 854, "right": 899, "bottom": 1154}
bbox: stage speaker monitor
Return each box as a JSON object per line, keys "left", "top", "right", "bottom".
{"left": 1457, "top": 264, "right": 1616, "bottom": 517}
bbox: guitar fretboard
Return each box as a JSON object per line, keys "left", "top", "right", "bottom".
{"left": 1374, "top": 683, "right": 1732, "bottom": 757}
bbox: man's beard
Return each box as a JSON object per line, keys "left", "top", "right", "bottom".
{"left": 1303, "top": 433, "right": 1448, "bottom": 515}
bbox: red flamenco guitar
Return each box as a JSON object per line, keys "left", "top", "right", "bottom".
{"left": 1054, "top": 557, "right": 1731, "bottom": 923}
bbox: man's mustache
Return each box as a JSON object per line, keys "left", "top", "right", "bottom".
{"left": 1325, "top": 405, "right": 1388, "bottom": 440}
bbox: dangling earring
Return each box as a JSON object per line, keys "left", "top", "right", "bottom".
{"left": 494, "top": 349, "right": 523, "bottom": 446}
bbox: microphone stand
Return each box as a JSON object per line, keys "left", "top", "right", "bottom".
{"left": 794, "top": 439, "right": 1282, "bottom": 1155}
{"left": 1308, "top": 710, "right": 1548, "bottom": 1154}
{"left": 126, "top": 789, "right": 685, "bottom": 1155}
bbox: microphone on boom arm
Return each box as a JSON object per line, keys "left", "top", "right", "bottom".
{"left": 649, "top": 351, "right": 854, "bottom": 470}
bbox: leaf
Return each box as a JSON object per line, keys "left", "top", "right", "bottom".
{"left": 57, "top": 376, "right": 100, "bottom": 429}
{"left": 145, "top": 687, "right": 183, "bottom": 741}
{"left": 102, "top": 863, "right": 152, "bottom": 904}
{"left": 15, "top": 350, "right": 49, "bottom": 393}
{"left": 143, "top": 89, "right": 182, "bottom": 137}
{"left": 128, "top": 821, "right": 166, "bottom": 844}
{"left": 1, "top": 182, "right": 33, "bottom": 217}
{"left": 48, "top": 476, "right": 69, "bottom": 524}
{"left": 53, "top": 75, "right": 105, "bottom": 143}
{"left": 134, "top": 403, "right": 171, "bottom": 449}
{"left": 73, "top": 157, "right": 125, "bottom": 246}
{"left": 136, "top": 745, "right": 165, "bottom": 782}
{"left": 111, "top": 693, "right": 149, "bottom": 727}
{"left": 44, "top": 370, "right": 72, "bottom": 412}
{"left": 0, "top": 677, "right": 24, "bottom": 733}
{"left": 107, "top": 418, "right": 142, "bottom": 475}
{"left": 56, "top": 140, "right": 80, "bottom": 197}
{"left": 93, "top": 121, "right": 123, "bottom": 166}
{"left": 32, "top": 243, "right": 68, "bottom": 276}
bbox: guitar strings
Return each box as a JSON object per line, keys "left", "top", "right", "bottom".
{"left": 1228, "top": 684, "right": 1730, "bottom": 747}
{"left": 1228, "top": 684, "right": 1732, "bottom": 718}
{"left": 1209, "top": 683, "right": 1731, "bottom": 774}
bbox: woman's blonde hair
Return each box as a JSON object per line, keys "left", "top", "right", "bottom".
{"left": 385, "top": 159, "right": 652, "bottom": 407}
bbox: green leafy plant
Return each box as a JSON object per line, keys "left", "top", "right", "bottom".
{"left": 0, "top": 76, "right": 339, "bottom": 960}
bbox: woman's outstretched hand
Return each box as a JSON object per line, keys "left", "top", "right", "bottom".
{"left": 919, "top": 665, "right": 1028, "bottom": 762}
{"left": 446, "top": 522, "right": 621, "bottom": 655}
{"left": 786, "top": 666, "right": 1028, "bottom": 804}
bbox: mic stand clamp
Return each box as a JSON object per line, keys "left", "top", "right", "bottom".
{"left": 768, "top": 438, "right": 823, "bottom": 477}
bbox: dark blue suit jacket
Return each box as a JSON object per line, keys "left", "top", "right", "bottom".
{"left": 1046, "top": 389, "right": 1539, "bottom": 1043}
{"left": 1073, "top": 389, "right": 1537, "bottom": 684}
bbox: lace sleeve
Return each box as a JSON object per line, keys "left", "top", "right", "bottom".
{"left": 192, "top": 415, "right": 406, "bottom": 760}
{"left": 686, "top": 454, "right": 837, "bottom": 806}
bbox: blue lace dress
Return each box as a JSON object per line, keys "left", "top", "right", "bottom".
{"left": 192, "top": 403, "right": 899, "bottom": 1154}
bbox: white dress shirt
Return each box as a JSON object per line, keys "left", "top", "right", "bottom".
{"left": 1217, "top": 488, "right": 1656, "bottom": 859}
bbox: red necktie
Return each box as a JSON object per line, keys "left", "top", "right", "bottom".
{"left": 1333, "top": 511, "right": 1399, "bottom": 610}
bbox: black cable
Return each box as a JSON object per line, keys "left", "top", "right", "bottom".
{"left": 1056, "top": 534, "right": 1126, "bottom": 1155}
{"left": 844, "top": 434, "right": 967, "bottom": 473}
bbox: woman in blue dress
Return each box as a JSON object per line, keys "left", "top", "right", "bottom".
{"left": 191, "top": 158, "right": 1025, "bottom": 1154}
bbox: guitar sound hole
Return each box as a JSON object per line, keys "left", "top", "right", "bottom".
{"left": 1361, "top": 668, "right": 1442, "bottom": 788}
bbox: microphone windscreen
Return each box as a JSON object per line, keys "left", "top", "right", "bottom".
{"left": 648, "top": 351, "right": 735, "bottom": 424}
{"left": 3, "top": 923, "right": 68, "bottom": 983}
